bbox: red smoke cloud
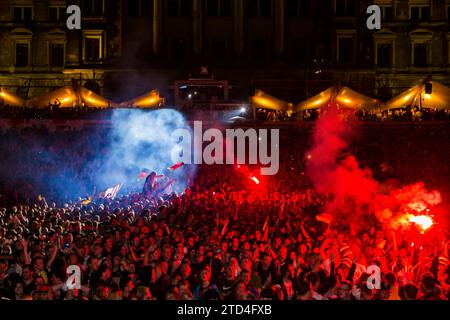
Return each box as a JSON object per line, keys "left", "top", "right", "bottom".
{"left": 307, "top": 106, "right": 443, "bottom": 233}
{"left": 307, "top": 108, "right": 379, "bottom": 218}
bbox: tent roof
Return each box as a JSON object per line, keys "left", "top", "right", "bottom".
{"left": 383, "top": 85, "right": 420, "bottom": 111}
{"left": 79, "top": 87, "right": 115, "bottom": 108}
{"left": 295, "top": 87, "right": 335, "bottom": 112}
{"left": 26, "top": 86, "right": 115, "bottom": 108}
{"left": 0, "top": 86, "right": 26, "bottom": 107}
{"left": 295, "top": 87, "right": 382, "bottom": 112}
{"left": 336, "top": 87, "right": 383, "bottom": 110}
{"left": 384, "top": 81, "right": 450, "bottom": 111}
{"left": 119, "top": 90, "right": 163, "bottom": 108}
{"left": 26, "top": 86, "right": 78, "bottom": 108}
{"left": 251, "top": 89, "right": 293, "bottom": 111}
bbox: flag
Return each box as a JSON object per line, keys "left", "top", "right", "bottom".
{"left": 137, "top": 169, "right": 151, "bottom": 181}
{"left": 99, "top": 184, "right": 122, "bottom": 200}
{"left": 316, "top": 213, "right": 333, "bottom": 224}
{"left": 262, "top": 216, "right": 270, "bottom": 242}
{"left": 278, "top": 202, "right": 285, "bottom": 219}
{"left": 168, "top": 162, "right": 184, "bottom": 171}
{"left": 81, "top": 197, "right": 92, "bottom": 206}
{"left": 221, "top": 219, "right": 229, "bottom": 237}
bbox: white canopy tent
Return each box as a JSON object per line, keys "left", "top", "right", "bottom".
{"left": 118, "top": 90, "right": 163, "bottom": 108}
{"left": 0, "top": 86, "right": 26, "bottom": 107}
{"left": 251, "top": 89, "right": 293, "bottom": 111}
{"left": 26, "top": 86, "right": 115, "bottom": 108}
{"left": 295, "top": 86, "right": 382, "bottom": 112}
{"left": 383, "top": 81, "right": 450, "bottom": 111}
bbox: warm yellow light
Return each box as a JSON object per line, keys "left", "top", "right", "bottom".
{"left": 342, "top": 98, "right": 352, "bottom": 104}
{"left": 84, "top": 96, "right": 98, "bottom": 104}
{"left": 403, "top": 94, "right": 412, "bottom": 102}
{"left": 424, "top": 94, "right": 431, "bottom": 100}
{"left": 253, "top": 97, "right": 274, "bottom": 108}
{"left": 312, "top": 99, "right": 323, "bottom": 106}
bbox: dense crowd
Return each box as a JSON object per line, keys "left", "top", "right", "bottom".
{"left": 0, "top": 104, "right": 113, "bottom": 120}
{"left": 0, "top": 122, "right": 449, "bottom": 301}
{"left": 2, "top": 103, "right": 450, "bottom": 122}
{"left": 256, "top": 108, "right": 450, "bottom": 122}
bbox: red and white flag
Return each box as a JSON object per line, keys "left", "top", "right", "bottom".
{"left": 168, "top": 162, "right": 184, "bottom": 171}
{"left": 99, "top": 184, "right": 122, "bottom": 200}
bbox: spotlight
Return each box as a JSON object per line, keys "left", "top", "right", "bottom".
{"left": 240, "top": 107, "right": 247, "bottom": 113}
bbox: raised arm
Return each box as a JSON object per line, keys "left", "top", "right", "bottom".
{"left": 46, "top": 240, "right": 60, "bottom": 270}
{"left": 21, "top": 238, "right": 31, "bottom": 265}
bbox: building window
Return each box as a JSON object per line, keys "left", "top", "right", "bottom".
{"left": 49, "top": 7, "right": 65, "bottom": 22}
{"left": 247, "top": 0, "right": 272, "bottom": 17}
{"left": 206, "top": 0, "right": 232, "bottom": 17}
{"left": 167, "top": 0, "right": 192, "bottom": 17}
{"left": 141, "top": 0, "right": 154, "bottom": 16}
{"left": 211, "top": 39, "right": 227, "bottom": 60}
{"left": 85, "top": 38, "right": 101, "bottom": 61}
{"left": 15, "top": 43, "right": 29, "bottom": 67}
{"left": 410, "top": 6, "right": 430, "bottom": 21}
{"left": 292, "top": 39, "right": 307, "bottom": 65}
{"left": 127, "top": 0, "right": 139, "bottom": 16}
{"left": 253, "top": 39, "right": 267, "bottom": 61}
{"left": 13, "top": 6, "right": 33, "bottom": 22}
{"left": 335, "top": 0, "right": 356, "bottom": 17}
{"left": 286, "top": 0, "right": 311, "bottom": 17}
{"left": 172, "top": 39, "right": 187, "bottom": 60}
{"left": 83, "top": 0, "right": 104, "bottom": 17}
{"left": 377, "top": 43, "right": 391, "bottom": 68}
{"left": 338, "top": 37, "right": 354, "bottom": 63}
{"left": 50, "top": 43, "right": 64, "bottom": 67}
{"left": 83, "top": 32, "right": 103, "bottom": 63}
{"left": 127, "top": 0, "right": 154, "bottom": 17}
{"left": 413, "top": 43, "right": 427, "bottom": 67}
{"left": 380, "top": 5, "right": 393, "bottom": 22}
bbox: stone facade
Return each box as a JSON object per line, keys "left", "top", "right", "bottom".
{"left": 0, "top": 0, "right": 448, "bottom": 103}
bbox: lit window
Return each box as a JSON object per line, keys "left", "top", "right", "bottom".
{"left": 83, "top": 32, "right": 103, "bottom": 63}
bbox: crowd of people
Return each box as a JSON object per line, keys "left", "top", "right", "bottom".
{"left": 256, "top": 107, "right": 450, "bottom": 122}
{"left": 2, "top": 101, "right": 450, "bottom": 122}
{"left": 0, "top": 120, "right": 449, "bottom": 301}
{"left": 0, "top": 104, "right": 113, "bottom": 120}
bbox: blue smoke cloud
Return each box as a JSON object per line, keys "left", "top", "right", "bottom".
{"left": 0, "top": 109, "right": 195, "bottom": 203}
{"left": 95, "top": 108, "right": 196, "bottom": 195}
